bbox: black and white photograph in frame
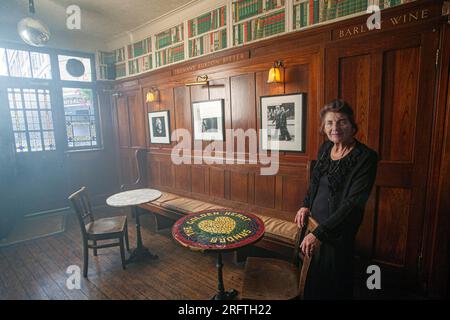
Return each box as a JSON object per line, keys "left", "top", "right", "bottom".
{"left": 260, "top": 93, "right": 306, "bottom": 151}
{"left": 148, "top": 110, "right": 170, "bottom": 144}
{"left": 192, "top": 99, "right": 224, "bottom": 141}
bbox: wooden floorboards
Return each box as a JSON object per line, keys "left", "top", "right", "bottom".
{"left": 0, "top": 210, "right": 245, "bottom": 300}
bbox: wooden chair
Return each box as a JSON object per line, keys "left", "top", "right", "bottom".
{"left": 240, "top": 216, "right": 319, "bottom": 300}
{"left": 68, "top": 186, "right": 130, "bottom": 277}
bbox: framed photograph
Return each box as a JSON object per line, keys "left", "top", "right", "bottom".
{"left": 192, "top": 99, "right": 224, "bottom": 141}
{"left": 260, "top": 93, "right": 306, "bottom": 152}
{"left": 148, "top": 110, "right": 170, "bottom": 144}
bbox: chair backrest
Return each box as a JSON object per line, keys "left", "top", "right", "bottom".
{"left": 293, "top": 216, "right": 319, "bottom": 299}
{"left": 68, "top": 186, "right": 94, "bottom": 235}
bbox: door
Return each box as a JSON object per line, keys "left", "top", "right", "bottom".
{"left": 325, "top": 28, "right": 440, "bottom": 289}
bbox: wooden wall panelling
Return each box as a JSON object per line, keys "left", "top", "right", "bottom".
{"left": 116, "top": 94, "right": 130, "bottom": 147}
{"left": 190, "top": 83, "right": 209, "bottom": 154}
{"left": 230, "top": 171, "right": 248, "bottom": 203}
{"left": 191, "top": 165, "right": 207, "bottom": 195}
{"left": 147, "top": 154, "right": 161, "bottom": 187}
{"left": 209, "top": 167, "right": 225, "bottom": 199}
{"left": 254, "top": 175, "right": 276, "bottom": 209}
{"left": 127, "top": 90, "right": 146, "bottom": 147}
{"left": 281, "top": 173, "right": 308, "bottom": 214}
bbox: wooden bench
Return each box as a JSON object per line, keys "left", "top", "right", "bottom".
{"left": 123, "top": 148, "right": 311, "bottom": 261}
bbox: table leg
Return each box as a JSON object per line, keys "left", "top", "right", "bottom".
{"left": 126, "top": 206, "right": 158, "bottom": 263}
{"left": 212, "top": 252, "right": 238, "bottom": 300}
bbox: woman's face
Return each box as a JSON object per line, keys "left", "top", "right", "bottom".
{"left": 323, "top": 112, "right": 355, "bottom": 144}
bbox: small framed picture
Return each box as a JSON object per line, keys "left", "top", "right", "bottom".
{"left": 148, "top": 110, "right": 170, "bottom": 144}
{"left": 192, "top": 99, "right": 224, "bottom": 141}
{"left": 260, "top": 93, "right": 306, "bottom": 152}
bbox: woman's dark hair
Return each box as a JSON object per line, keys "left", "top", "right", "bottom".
{"left": 319, "top": 99, "right": 358, "bottom": 135}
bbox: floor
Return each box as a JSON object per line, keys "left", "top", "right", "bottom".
{"left": 0, "top": 209, "right": 427, "bottom": 300}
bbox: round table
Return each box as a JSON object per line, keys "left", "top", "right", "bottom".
{"left": 107, "top": 188, "right": 162, "bottom": 263}
{"left": 172, "top": 209, "right": 265, "bottom": 300}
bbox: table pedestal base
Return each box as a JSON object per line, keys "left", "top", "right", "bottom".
{"left": 126, "top": 247, "right": 158, "bottom": 264}
{"left": 212, "top": 289, "right": 238, "bottom": 300}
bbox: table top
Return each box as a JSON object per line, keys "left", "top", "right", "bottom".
{"left": 106, "top": 188, "right": 162, "bottom": 207}
{"left": 172, "top": 209, "right": 265, "bottom": 251}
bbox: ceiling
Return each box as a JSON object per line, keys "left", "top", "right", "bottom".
{"left": 0, "top": 0, "right": 198, "bottom": 50}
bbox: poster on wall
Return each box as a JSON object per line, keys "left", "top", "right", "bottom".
{"left": 148, "top": 110, "right": 170, "bottom": 144}
{"left": 192, "top": 99, "right": 224, "bottom": 141}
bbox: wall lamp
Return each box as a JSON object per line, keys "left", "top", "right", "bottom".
{"left": 146, "top": 87, "right": 159, "bottom": 103}
{"left": 267, "top": 60, "right": 284, "bottom": 84}
{"left": 185, "top": 75, "right": 209, "bottom": 87}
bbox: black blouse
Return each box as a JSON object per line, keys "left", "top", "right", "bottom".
{"left": 303, "top": 140, "right": 378, "bottom": 244}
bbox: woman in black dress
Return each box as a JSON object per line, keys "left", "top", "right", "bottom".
{"left": 295, "top": 99, "right": 378, "bottom": 299}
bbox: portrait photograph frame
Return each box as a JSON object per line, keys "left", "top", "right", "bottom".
{"left": 191, "top": 99, "right": 225, "bottom": 141}
{"left": 148, "top": 110, "right": 170, "bottom": 144}
{"left": 260, "top": 93, "right": 306, "bottom": 152}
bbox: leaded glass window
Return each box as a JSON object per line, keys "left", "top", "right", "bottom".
{"left": 8, "top": 88, "right": 56, "bottom": 152}
{"left": 63, "top": 88, "right": 98, "bottom": 148}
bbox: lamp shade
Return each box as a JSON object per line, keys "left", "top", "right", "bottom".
{"left": 146, "top": 90, "right": 159, "bottom": 102}
{"left": 267, "top": 66, "right": 281, "bottom": 83}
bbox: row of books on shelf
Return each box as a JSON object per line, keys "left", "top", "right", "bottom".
{"left": 293, "top": 0, "right": 410, "bottom": 29}
{"left": 233, "top": 0, "right": 285, "bottom": 23}
{"left": 127, "top": 37, "right": 152, "bottom": 60}
{"left": 155, "top": 44, "right": 185, "bottom": 67}
{"left": 234, "top": 9, "right": 285, "bottom": 45}
{"left": 189, "top": 29, "right": 227, "bottom": 58}
{"left": 188, "top": 6, "right": 227, "bottom": 38}
{"left": 156, "top": 25, "right": 184, "bottom": 50}
{"left": 128, "top": 55, "right": 152, "bottom": 75}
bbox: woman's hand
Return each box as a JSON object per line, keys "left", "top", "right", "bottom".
{"left": 300, "top": 233, "right": 320, "bottom": 258}
{"left": 294, "top": 207, "right": 310, "bottom": 228}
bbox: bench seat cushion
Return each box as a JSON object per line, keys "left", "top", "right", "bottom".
{"left": 145, "top": 192, "right": 298, "bottom": 246}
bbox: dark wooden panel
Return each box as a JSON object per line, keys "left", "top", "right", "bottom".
{"left": 285, "top": 64, "right": 309, "bottom": 94}
{"left": 159, "top": 162, "right": 174, "bottom": 188}
{"left": 375, "top": 187, "right": 411, "bottom": 266}
{"left": 147, "top": 156, "right": 160, "bottom": 187}
{"left": 209, "top": 168, "right": 225, "bottom": 199}
{"left": 175, "top": 164, "right": 191, "bottom": 192}
{"left": 381, "top": 47, "right": 419, "bottom": 162}
{"left": 174, "top": 86, "right": 191, "bottom": 131}
{"left": 254, "top": 175, "right": 275, "bottom": 208}
{"left": 340, "top": 54, "right": 371, "bottom": 144}
{"left": 191, "top": 166, "right": 207, "bottom": 195}
{"left": 116, "top": 96, "right": 130, "bottom": 147}
{"left": 281, "top": 174, "right": 308, "bottom": 212}
{"left": 230, "top": 171, "right": 248, "bottom": 203}
{"left": 127, "top": 94, "right": 146, "bottom": 147}
{"left": 230, "top": 74, "right": 256, "bottom": 132}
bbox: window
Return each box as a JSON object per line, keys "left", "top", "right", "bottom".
{"left": 1, "top": 45, "right": 100, "bottom": 153}
{"left": 8, "top": 88, "right": 56, "bottom": 152}
{"left": 0, "top": 48, "right": 8, "bottom": 76}
{"left": 58, "top": 55, "right": 92, "bottom": 82}
{"left": 63, "top": 88, "right": 98, "bottom": 148}
{"left": 5, "top": 49, "right": 51, "bottom": 79}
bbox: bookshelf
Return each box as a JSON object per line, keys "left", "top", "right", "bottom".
{"left": 188, "top": 6, "right": 227, "bottom": 58}
{"left": 155, "top": 24, "right": 185, "bottom": 67}
{"left": 127, "top": 37, "right": 153, "bottom": 76}
{"left": 232, "top": 0, "right": 286, "bottom": 46}
{"left": 293, "top": 0, "right": 412, "bottom": 31}
{"left": 96, "top": 0, "right": 417, "bottom": 80}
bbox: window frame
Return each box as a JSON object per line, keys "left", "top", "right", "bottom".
{"left": 0, "top": 41, "right": 102, "bottom": 153}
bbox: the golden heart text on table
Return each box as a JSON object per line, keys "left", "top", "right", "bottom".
{"left": 198, "top": 217, "right": 236, "bottom": 234}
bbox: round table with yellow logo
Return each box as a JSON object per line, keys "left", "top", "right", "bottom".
{"left": 172, "top": 209, "right": 265, "bottom": 300}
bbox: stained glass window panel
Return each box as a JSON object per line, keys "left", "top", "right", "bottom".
{"left": 63, "top": 88, "right": 98, "bottom": 148}
{"left": 7, "top": 49, "right": 32, "bottom": 78}
{"left": 15, "top": 132, "right": 28, "bottom": 152}
{"left": 8, "top": 88, "right": 56, "bottom": 153}
{"left": 30, "top": 52, "right": 52, "bottom": 79}
{"left": 58, "top": 55, "right": 92, "bottom": 82}
{"left": 0, "top": 48, "right": 8, "bottom": 76}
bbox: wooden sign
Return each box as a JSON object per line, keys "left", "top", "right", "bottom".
{"left": 172, "top": 51, "right": 250, "bottom": 76}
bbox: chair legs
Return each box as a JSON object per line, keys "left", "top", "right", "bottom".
{"left": 125, "top": 221, "right": 130, "bottom": 251}
{"left": 83, "top": 240, "right": 89, "bottom": 278}
{"left": 93, "top": 240, "right": 98, "bottom": 256}
{"left": 119, "top": 238, "right": 126, "bottom": 270}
